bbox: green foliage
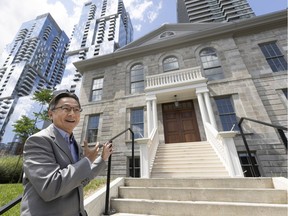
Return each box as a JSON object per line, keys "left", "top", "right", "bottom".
{"left": 84, "top": 177, "right": 107, "bottom": 198}
{"left": 0, "top": 156, "right": 23, "bottom": 184}
{"left": 12, "top": 89, "right": 53, "bottom": 144}
{"left": 32, "top": 89, "right": 53, "bottom": 122}
{"left": 0, "top": 183, "right": 23, "bottom": 216}
{"left": 32, "top": 89, "right": 53, "bottom": 105}
{"left": 12, "top": 116, "right": 40, "bottom": 144}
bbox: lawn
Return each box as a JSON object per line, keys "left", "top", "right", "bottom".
{"left": 0, "top": 178, "right": 107, "bottom": 215}
{"left": 0, "top": 184, "right": 23, "bottom": 216}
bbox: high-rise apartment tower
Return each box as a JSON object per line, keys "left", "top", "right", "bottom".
{"left": 177, "top": 0, "right": 255, "bottom": 23}
{"left": 57, "top": 0, "right": 133, "bottom": 95}
{"left": 0, "top": 13, "right": 69, "bottom": 145}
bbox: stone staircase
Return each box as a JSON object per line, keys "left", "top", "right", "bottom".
{"left": 86, "top": 141, "right": 287, "bottom": 216}
{"left": 110, "top": 177, "right": 288, "bottom": 216}
{"left": 151, "top": 141, "right": 229, "bottom": 178}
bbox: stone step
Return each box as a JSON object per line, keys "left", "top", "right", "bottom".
{"left": 154, "top": 154, "right": 220, "bottom": 160}
{"left": 124, "top": 178, "right": 275, "bottom": 189}
{"left": 152, "top": 165, "right": 227, "bottom": 172}
{"left": 110, "top": 199, "right": 288, "bottom": 216}
{"left": 151, "top": 171, "right": 230, "bottom": 178}
{"left": 155, "top": 150, "right": 216, "bottom": 156}
{"left": 152, "top": 141, "right": 228, "bottom": 178}
{"left": 153, "top": 159, "right": 223, "bottom": 169}
{"left": 118, "top": 187, "right": 288, "bottom": 204}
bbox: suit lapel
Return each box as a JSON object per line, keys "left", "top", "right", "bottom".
{"left": 47, "top": 124, "right": 74, "bottom": 163}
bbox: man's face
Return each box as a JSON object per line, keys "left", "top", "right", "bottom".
{"left": 48, "top": 97, "right": 81, "bottom": 134}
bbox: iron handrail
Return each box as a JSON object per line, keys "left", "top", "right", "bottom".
{"left": 238, "top": 117, "right": 287, "bottom": 177}
{"left": 0, "top": 195, "right": 22, "bottom": 215}
{"left": 103, "top": 128, "right": 134, "bottom": 215}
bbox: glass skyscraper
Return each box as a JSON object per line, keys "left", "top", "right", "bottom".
{"left": 57, "top": 0, "right": 133, "bottom": 95}
{"left": 0, "top": 13, "right": 69, "bottom": 145}
{"left": 177, "top": 0, "right": 255, "bottom": 23}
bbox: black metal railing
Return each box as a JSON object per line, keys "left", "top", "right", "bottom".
{"left": 238, "top": 117, "right": 287, "bottom": 177}
{"left": 103, "top": 128, "right": 135, "bottom": 216}
{"left": 0, "top": 195, "right": 22, "bottom": 215}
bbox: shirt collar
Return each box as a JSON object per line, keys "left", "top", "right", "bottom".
{"left": 53, "top": 124, "right": 72, "bottom": 142}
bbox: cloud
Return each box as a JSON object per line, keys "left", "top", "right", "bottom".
{"left": 0, "top": 0, "right": 164, "bottom": 51}
{"left": 147, "top": 1, "right": 162, "bottom": 23}
{"left": 0, "top": 0, "right": 81, "bottom": 52}
{"left": 133, "top": 24, "right": 142, "bottom": 32}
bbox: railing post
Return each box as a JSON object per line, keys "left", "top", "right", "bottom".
{"left": 238, "top": 117, "right": 288, "bottom": 177}
{"left": 104, "top": 145, "right": 112, "bottom": 215}
{"left": 130, "top": 129, "right": 135, "bottom": 178}
{"left": 238, "top": 120, "right": 258, "bottom": 177}
{"left": 103, "top": 128, "right": 134, "bottom": 215}
{"left": 277, "top": 129, "right": 287, "bottom": 149}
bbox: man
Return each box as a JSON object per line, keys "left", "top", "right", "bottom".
{"left": 20, "top": 92, "right": 113, "bottom": 216}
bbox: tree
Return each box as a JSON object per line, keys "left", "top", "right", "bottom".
{"left": 13, "top": 116, "right": 40, "bottom": 144}
{"left": 13, "top": 89, "right": 53, "bottom": 144}
{"left": 32, "top": 89, "right": 53, "bottom": 122}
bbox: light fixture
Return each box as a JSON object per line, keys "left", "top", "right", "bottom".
{"left": 174, "top": 95, "right": 179, "bottom": 108}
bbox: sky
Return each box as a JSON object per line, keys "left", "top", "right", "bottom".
{"left": 0, "top": 0, "right": 287, "bottom": 53}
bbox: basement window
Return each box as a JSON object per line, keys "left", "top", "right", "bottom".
{"left": 238, "top": 152, "right": 261, "bottom": 177}
{"left": 128, "top": 157, "right": 140, "bottom": 178}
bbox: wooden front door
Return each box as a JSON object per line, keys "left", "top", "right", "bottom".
{"left": 162, "top": 100, "right": 200, "bottom": 143}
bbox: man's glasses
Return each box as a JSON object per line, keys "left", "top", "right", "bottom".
{"left": 53, "top": 105, "right": 82, "bottom": 113}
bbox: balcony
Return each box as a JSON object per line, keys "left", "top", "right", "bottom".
{"left": 145, "top": 66, "right": 206, "bottom": 92}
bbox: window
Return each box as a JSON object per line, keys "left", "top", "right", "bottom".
{"left": 239, "top": 152, "right": 261, "bottom": 177}
{"left": 128, "top": 157, "right": 140, "bottom": 177}
{"left": 130, "top": 64, "right": 144, "bottom": 94}
{"left": 130, "top": 108, "right": 144, "bottom": 139}
{"left": 163, "top": 56, "right": 179, "bottom": 72}
{"left": 200, "top": 48, "right": 224, "bottom": 80}
{"left": 87, "top": 115, "right": 100, "bottom": 143}
{"left": 160, "top": 31, "right": 175, "bottom": 39}
{"left": 215, "top": 96, "right": 239, "bottom": 131}
{"left": 259, "top": 42, "right": 287, "bottom": 72}
{"left": 91, "top": 78, "right": 103, "bottom": 101}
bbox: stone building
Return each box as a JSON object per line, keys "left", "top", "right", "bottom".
{"left": 74, "top": 10, "right": 287, "bottom": 178}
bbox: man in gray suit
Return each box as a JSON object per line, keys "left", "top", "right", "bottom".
{"left": 20, "top": 92, "right": 113, "bottom": 216}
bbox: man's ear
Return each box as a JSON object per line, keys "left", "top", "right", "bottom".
{"left": 48, "top": 110, "right": 53, "bottom": 120}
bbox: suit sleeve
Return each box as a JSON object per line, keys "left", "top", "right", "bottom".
{"left": 23, "top": 134, "right": 106, "bottom": 202}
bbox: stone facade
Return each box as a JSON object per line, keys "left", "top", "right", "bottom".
{"left": 74, "top": 10, "right": 287, "bottom": 178}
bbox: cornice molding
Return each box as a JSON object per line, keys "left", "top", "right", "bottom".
{"left": 74, "top": 10, "right": 287, "bottom": 73}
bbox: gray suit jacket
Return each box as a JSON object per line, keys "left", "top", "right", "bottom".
{"left": 20, "top": 124, "right": 106, "bottom": 216}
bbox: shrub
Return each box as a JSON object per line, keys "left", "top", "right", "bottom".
{"left": 0, "top": 156, "right": 23, "bottom": 183}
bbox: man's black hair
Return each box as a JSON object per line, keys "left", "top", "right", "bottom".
{"left": 48, "top": 92, "right": 81, "bottom": 111}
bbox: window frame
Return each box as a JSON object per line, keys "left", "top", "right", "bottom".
{"left": 86, "top": 114, "right": 100, "bottom": 143}
{"left": 128, "top": 156, "right": 140, "bottom": 177}
{"left": 259, "top": 41, "right": 287, "bottom": 72}
{"left": 215, "top": 96, "right": 239, "bottom": 131}
{"left": 163, "top": 56, "right": 179, "bottom": 72}
{"left": 238, "top": 152, "right": 261, "bottom": 177}
{"left": 90, "top": 77, "right": 104, "bottom": 102}
{"left": 200, "top": 47, "right": 224, "bottom": 81}
{"left": 130, "top": 108, "right": 144, "bottom": 139}
{"left": 130, "top": 63, "right": 144, "bottom": 94}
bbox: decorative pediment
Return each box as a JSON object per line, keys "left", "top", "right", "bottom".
{"left": 119, "top": 22, "right": 228, "bottom": 51}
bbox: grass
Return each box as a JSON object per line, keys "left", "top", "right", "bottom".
{"left": 0, "top": 184, "right": 23, "bottom": 216}
{"left": 0, "top": 178, "right": 107, "bottom": 215}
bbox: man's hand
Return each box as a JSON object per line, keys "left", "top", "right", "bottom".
{"left": 101, "top": 141, "right": 113, "bottom": 161}
{"left": 83, "top": 140, "right": 100, "bottom": 163}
